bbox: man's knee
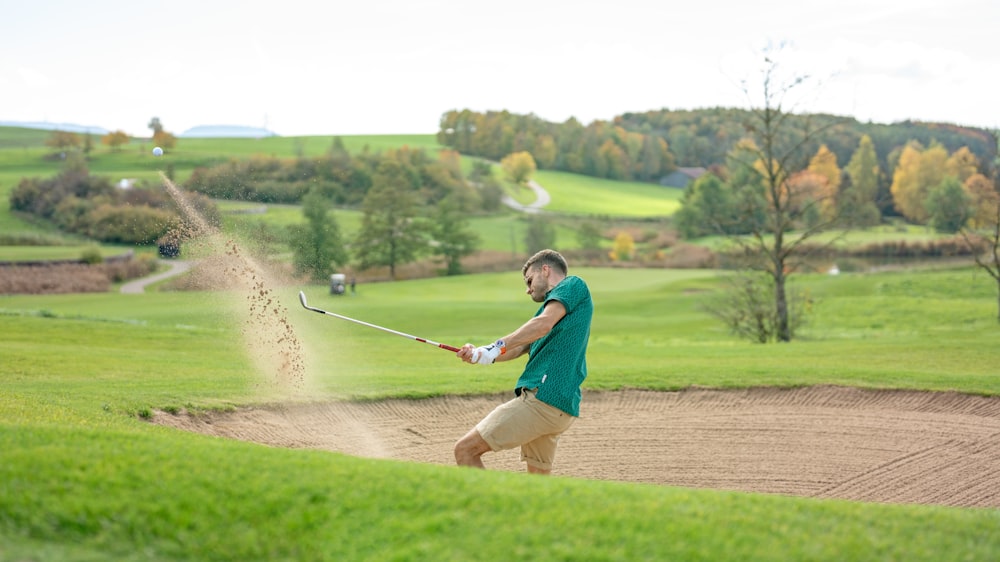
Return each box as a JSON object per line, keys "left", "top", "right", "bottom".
{"left": 455, "top": 430, "right": 491, "bottom": 465}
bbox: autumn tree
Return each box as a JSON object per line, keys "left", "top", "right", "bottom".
{"left": 148, "top": 117, "right": 178, "bottom": 149}
{"left": 842, "top": 134, "right": 882, "bottom": 226}
{"left": 805, "top": 144, "right": 840, "bottom": 220}
{"left": 891, "top": 141, "right": 948, "bottom": 223}
{"left": 533, "top": 135, "right": 558, "bottom": 169}
{"left": 45, "top": 130, "right": 81, "bottom": 152}
{"left": 501, "top": 151, "right": 537, "bottom": 185}
{"left": 352, "top": 160, "right": 429, "bottom": 279}
{"left": 609, "top": 231, "right": 635, "bottom": 261}
{"left": 965, "top": 173, "right": 1000, "bottom": 228}
{"left": 102, "top": 130, "right": 130, "bottom": 152}
{"left": 945, "top": 146, "right": 980, "bottom": 181}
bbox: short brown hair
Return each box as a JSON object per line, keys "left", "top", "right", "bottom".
{"left": 522, "top": 249, "right": 568, "bottom": 276}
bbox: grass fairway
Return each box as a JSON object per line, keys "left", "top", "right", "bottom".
{"left": 2, "top": 265, "right": 1000, "bottom": 560}
{"left": 534, "top": 169, "right": 683, "bottom": 217}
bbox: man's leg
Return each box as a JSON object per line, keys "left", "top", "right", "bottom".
{"left": 526, "top": 464, "right": 551, "bottom": 475}
{"left": 454, "top": 428, "right": 492, "bottom": 468}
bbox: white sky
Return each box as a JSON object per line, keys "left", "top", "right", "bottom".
{"left": 2, "top": 0, "right": 998, "bottom": 137}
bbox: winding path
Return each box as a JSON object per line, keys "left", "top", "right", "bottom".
{"left": 501, "top": 180, "right": 550, "bottom": 214}
{"left": 120, "top": 259, "right": 192, "bottom": 294}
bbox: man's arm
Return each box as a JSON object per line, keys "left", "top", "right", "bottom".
{"left": 495, "top": 300, "right": 566, "bottom": 362}
{"left": 458, "top": 300, "right": 566, "bottom": 364}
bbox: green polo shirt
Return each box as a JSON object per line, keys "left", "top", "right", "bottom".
{"left": 514, "top": 275, "right": 593, "bottom": 416}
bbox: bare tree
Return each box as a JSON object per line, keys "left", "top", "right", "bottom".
{"left": 960, "top": 129, "right": 1000, "bottom": 322}
{"left": 725, "top": 48, "right": 848, "bottom": 342}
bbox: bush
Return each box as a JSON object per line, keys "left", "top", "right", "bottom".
{"left": 85, "top": 204, "right": 178, "bottom": 244}
{"left": 80, "top": 246, "right": 104, "bottom": 264}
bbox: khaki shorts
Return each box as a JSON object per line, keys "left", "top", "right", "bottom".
{"left": 475, "top": 388, "right": 576, "bottom": 470}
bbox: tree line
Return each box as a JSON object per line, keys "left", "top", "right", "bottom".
{"left": 437, "top": 108, "right": 997, "bottom": 189}
{"left": 615, "top": 108, "right": 997, "bottom": 174}
{"left": 437, "top": 109, "right": 676, "bottom": 182}
{"left": 675, "top": 135, "right": 999, "bottom": 238}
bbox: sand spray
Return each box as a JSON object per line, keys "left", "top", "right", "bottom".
{"left": 160, "top": 172, "right": 307, "bottom": 393}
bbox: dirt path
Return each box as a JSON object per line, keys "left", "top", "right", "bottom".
{"left": 501, "top": 180, "right": 550, "bottom": 214}
{"left": 120, "top": 259, "right": 192, "bottom": 294}
{"left": 152, "top": 386, "right": 1000, "bottom": 508}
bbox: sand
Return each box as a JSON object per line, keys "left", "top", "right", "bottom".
{"left": 152, "top": 385, "right": 1000, "bottom": 509}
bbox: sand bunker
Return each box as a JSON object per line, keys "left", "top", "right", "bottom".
{"left": 152, "top": 385, "right": 1000, "bottom": 509}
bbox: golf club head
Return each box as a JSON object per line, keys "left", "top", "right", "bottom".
{"left": 298, "top": 291, "right": 308, "bottom": 309}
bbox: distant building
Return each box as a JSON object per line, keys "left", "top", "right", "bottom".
{"left": 660, "top": 167, "right": 707, "bottom": 188}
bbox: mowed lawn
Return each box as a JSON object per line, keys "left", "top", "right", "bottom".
{"left": 2, "top": 266, "right": 1000, "bottom": 560}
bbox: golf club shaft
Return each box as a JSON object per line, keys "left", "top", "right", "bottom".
{"left": 298, "top": 291, "right": 460, "bottom": 353}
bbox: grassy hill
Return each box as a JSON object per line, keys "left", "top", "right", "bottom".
{"left": 2, "top": 266, "right": 999, "bottom": 559}
{"left": 0, "top": 126, "right": 687, "bottom": 264}
{"left": 3, "top": 128, "right": 1000, "bottom": 561}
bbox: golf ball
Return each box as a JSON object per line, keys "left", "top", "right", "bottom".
{"left": 152, "top": 147, "right": 164, "bottom": 156}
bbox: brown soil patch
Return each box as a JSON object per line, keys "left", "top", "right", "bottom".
{"left": 152, "top": 386, "right": 1000, "bottom": 508}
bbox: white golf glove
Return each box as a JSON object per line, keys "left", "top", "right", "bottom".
{"left": 471, "top": 339, "right": 506, "bottom": 365}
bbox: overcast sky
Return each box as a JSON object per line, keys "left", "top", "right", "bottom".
{"left": 2, "top": 0, "right": 997, "bottom": 137}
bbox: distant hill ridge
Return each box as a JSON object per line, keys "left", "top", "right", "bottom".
{"left": 180, "top": 125, "right": 277, "bottom": 138}
{"left": 0, "top": 121, "right": 277, "bottom": 139}
{"left": 0, "top": 121, "right": 108, "bottom": 134}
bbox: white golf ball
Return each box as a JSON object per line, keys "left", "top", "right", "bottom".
{"left": 152, "top": 147, "right": 164, "bottom": 156}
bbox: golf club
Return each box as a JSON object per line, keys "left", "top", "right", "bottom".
{"left": 298, "top": 291, "right": 461, "bottom": 353}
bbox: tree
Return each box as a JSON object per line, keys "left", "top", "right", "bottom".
{"left": 926, "top": 177, "right": 972, "bottom": 233}
{"left": 702, "top": 270, "right": 809, "bottom": 343}
{"left": 945, "top": 146, "right": 980, "bottom": 182}
{"left": 352, "top": 160, "right": 429, "bottom": 279}
{"left": 153, "top": 130, "right": 178, "bottom": 150}
{"left": 965, "top": 173, "right": 1000, "bottom": 228}
{"left": 806, "top": 144, "right": 840, "bottom": 221}
{"left": 959, "top": 130, "right": 1000, "bottom": 322}
{"left": 45, "top": 130, "right": 81, "bottom": 152}
{"left": 891, "top": 142, "right": 948, "bottom": 223}
{"left": 723, "top": 49, "right": 845, "bottom": 342}
{"left": 576, "top": 221, "right": 603, "bottom": 257}
{"left": 102, "top": 130, "right": 130, "bottom": 152}
{"left": 966, "top": 197, "right": 1000, "bottom": 322}
{"left": 148, "top": 117, "right": 177, "bottom": 149}
{"left": 500, "top": 151, "right": 537, "bottom": 185}
{"left": 289, "top": 187, "right": 348, "bottom": 282}
{"left": 674, "top": 173, "right": 737, "bottom": 238}
{"left": 533, "top": 135, "right": 558, "bottom": 169}
{"left": 523, "top": 216, "right": 556, "bottom": 255}
{"left": 842, "top": 134, "right": 882, "bottom": 227}
{"left": 430, "top": 198, "right": 479, "bottom": 275}
{"left": 609, "top": 231, "right": 635, "bottom": 261}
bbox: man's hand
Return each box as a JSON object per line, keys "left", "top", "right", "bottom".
{"left": 458, "top": 340, "right": 506, "bottom": 365}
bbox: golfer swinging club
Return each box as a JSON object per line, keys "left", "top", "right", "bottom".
{"left": 455, "top": 249, "right": 593, "bottom": 474}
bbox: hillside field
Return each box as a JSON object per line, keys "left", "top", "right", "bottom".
{"left": 2, "top": 126, "right": 999, "bottom": 560}
{"left": 3, "top": 264, "right": 1000, "bottom": 560}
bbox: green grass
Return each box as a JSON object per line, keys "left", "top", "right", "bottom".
{"left": 0, "top": 245, "right": 134, "bottom": 262}
{"left": 2, "top": 265, "right": 1000, "bottom": 560}
{"left": 534, "top": 169, "right": 683, "bottom": 217}
{"left": 3, "top": 126, "right": 1000, "bottom": 559}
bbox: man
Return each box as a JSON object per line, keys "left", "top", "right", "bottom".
{"left": 455, "top": 249, "right": 593, "bottom": 475}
